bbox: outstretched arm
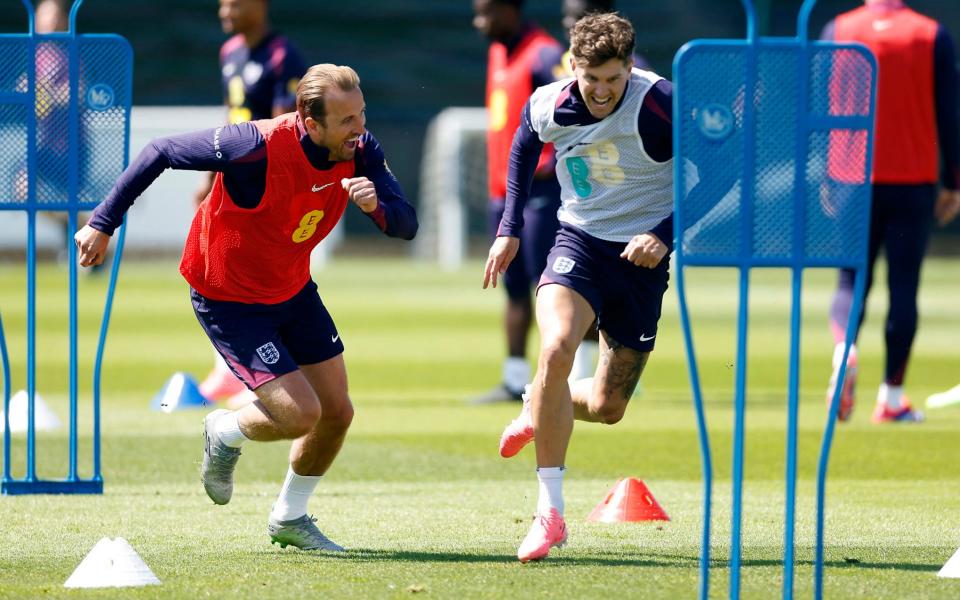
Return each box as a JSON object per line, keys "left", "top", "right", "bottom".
{"left": 77, "top": 123, "right": 265, "bottom": 267}
{"left": 86, "top": 123, "right": 264, "bottom": 235}
{"left": 484, "top": 100, "right": 543, "bottom": 289}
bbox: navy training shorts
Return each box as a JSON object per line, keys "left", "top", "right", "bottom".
{"left": 538, "top": 223, "right": 670, "bottom": 353}
{"left": 190, "top": 280, "right": 344, "bottom": 390}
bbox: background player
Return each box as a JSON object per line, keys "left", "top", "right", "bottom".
{"left": 196, "top": 0, "right": 308, "bottom": 402}
{"left": 471, "top": 0, "right": 600, "bottom": 403}
{"left": 823, "top": 0, "right": 959, "bottom": 424}
{"left": 75, "top": 64, "right": 418, "bottom": 552}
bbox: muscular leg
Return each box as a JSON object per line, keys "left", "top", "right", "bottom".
{"left": 571, "top": 330, "right": 649, "bottom": 424}
{"left": 236, "top": 370, "right": 320, "bottom": 442}
{"left": 289, "top": 356, "right": 354, "bottom": 476}
{"left": 233, "top": 370, "right": 323, "bottom": 442}
{"left": 531, "top": 284, "right": 596, "bottom": 468}
{"left": 265, "top": 357, "right": 353, "bottom": 551}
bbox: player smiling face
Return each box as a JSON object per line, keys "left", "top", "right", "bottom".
{"left": 571, "top": 56, "right": 633, "bottom": 119}
{"left": 305, "top": 86, "right": 366, "bottom": 162}
{"left": 567, "top": 12, "right": 635, "bottom": 119}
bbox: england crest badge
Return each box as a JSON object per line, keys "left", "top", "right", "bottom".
{"left": 256, "top": 342, "right": 280, "bottom": 365}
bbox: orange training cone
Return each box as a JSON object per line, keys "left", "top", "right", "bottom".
{"left": 587, "top": 478, "right": 670, "bottom": 523}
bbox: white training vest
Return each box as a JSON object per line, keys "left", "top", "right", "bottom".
{"left": 528, "top": 68, "right": 673, "bottom": 243}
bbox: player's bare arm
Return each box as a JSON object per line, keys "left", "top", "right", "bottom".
{"left": 483, "top": 235, "right": 520, "bottom": 289}
{"left": 74, "top": 224, "right": 110, "bottom": 267}
{"left": 619, "top": 232, "right": 667, "bottom": 268}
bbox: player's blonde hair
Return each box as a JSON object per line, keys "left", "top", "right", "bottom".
{"left": 569, "top": 12, "right": 634, "bottom": 67}
{"left": 296, "top": 64, "right": 361, "bottom": 124}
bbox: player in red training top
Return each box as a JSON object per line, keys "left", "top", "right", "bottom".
{"left": 196, "top": 0, "right": 308, "bottom": 402}
{"left": 75, "top": 64, "right": 418, "bottom": 552}
{"left": 822, "top": 0, "right": 959, "bottom": 424}
{"left": 470, "top": 0, "right": 573, "bottom": 404}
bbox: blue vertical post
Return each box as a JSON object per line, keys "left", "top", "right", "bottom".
{"left": 729, "top": 3, "right": 757, "bottom": 596}
{"left": 781, "top": 2, "right": 818, "bottom": 596}
{"left": 1, "top": 0, "right": 132, "bottom": 495}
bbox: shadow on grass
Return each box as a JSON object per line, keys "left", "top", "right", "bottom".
{"left": 706, "top": 558, "right": 940, "bottom": 574}
{"left": 249, "top": 547, "right": 940, "bottom": 573}
{"left": 252, "top": 547, "right": 706, "bottom": 568}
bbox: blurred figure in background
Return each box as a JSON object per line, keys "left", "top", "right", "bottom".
{"left": 823, "top": 0, "right": 959, "bottom": 423}
{"left": 469, "top": 0, "right": 569, "bottom": 404}
{"left": 29, "top": 0, "right": 90, "bottom": 267}
{"left": 927, "top": 383, "right": 960, "bottom": 410}
{"left": 197, "top": 0, "right": 307, "bottom": 403}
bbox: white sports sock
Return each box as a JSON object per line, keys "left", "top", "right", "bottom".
{"left": 536, "top": 466, "right": 565, "bottom": 516}
{"left": 832, "top": 342, "right": 857, "bottom": 369}
{"left": 569, "top": 341, "right": 599, "bottom": 384}
{"left": 215, "top": 411, "right": 249, "bottom": 448}
{"left": 878, "top": 383, "right": 903, "bottom": 410}
{"left": 503, "top": 357, "right": 530, "bottom": 393}
{"left": 270, "top": 466, "right": 322, "bottom": 522}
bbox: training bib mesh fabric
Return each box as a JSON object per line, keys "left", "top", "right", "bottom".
{"left": 529, "top": 69, "right": 674, "bottom": 243}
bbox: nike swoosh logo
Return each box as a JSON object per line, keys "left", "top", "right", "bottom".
{"left": 639, "top": 334, "right": 656, "bottom": 342}
{"left": 331, "top": 334, "right": 340, "bottom": 343}
{"left": 566, "top": 142, "right": 592, "bottom": 152}
{"left": 312, "top": 183, "right": 334, "bottom": 192}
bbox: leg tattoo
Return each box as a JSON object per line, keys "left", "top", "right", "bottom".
{"left": 600, "top": 331, "right": 648, "bottom": 401}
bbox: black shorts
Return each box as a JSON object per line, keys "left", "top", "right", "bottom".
{"left": 538, "top": 223, "right": 670, "bottom": 353}
{"left": 190, "top": 280, "right": 344, "bottom": 390}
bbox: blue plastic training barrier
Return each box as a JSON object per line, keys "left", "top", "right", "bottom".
{"left": 673, "top": 0, "right": 877, "bottom": 597}
{"left": 1, "top": 0, "right": 132, "bottom": 494}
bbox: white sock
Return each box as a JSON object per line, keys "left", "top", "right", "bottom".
{"left": 270, "top": 466, "right": 322, "bottom": 522}
{"left": 878, "top": 383, "right": 903, "bottom": 410}
{"left": 503, "top": 357, "right": 530, "bottom": 393}
{"left": 569, "top": 341, "right": 599, "bottom": 384}
{"left": 215, "top": 411, "right": 249, "bottom": 448}
{"left": 536, "top": 466, "right": 565, "bottom": 516}
{"left": 832, "top": 342, "right": 858, "bottom": 369}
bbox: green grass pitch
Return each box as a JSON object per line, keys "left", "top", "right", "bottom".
{"left": 0, "top": 257, "right": 958, "bottom": 598}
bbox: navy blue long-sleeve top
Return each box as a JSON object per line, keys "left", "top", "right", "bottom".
{"left": 500, "top": 77, "right": 674, "bottom": 244}
{"left": 88, "top": 118, "right": 418, "bottom": 240}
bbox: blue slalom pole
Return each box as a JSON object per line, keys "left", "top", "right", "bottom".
{"left": 1, "top": 310, "right": 11, "bottom": 484}
{"left": 815, "top": 272, "right": 866, "bottom": 599}
{"left": 783, "top": 269, "right": 803, "bottom": 600}
{"left": 676, "top": 267, "right": 714, "bottom": 600}
{"left": 729, "top": 268, "right": 750, "bottom": 600}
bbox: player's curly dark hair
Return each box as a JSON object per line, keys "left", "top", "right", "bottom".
{"left": 569, "top": 12, "right": 634, "bottom": 67}
{"left": 296, "top": 64, "right": 360, "bottom": 124}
